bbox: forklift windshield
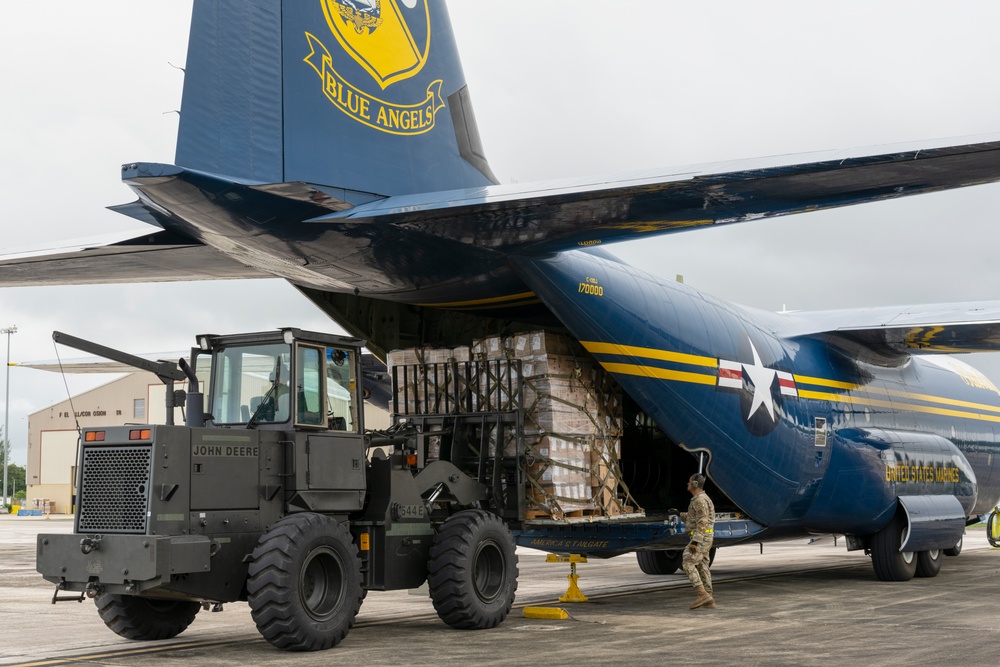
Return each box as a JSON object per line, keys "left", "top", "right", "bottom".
{"left": 209, "top": 342, "right": 291, "bottom": 425}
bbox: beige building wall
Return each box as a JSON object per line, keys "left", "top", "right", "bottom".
{"left": 26, "top": 373, "right": 169, "bottom": 514}
{"left": 27, "top": 373, "right": 390, "bottom": 514}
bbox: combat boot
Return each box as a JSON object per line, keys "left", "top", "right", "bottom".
{"left": 690, "top": 585, "right": 715, "bottom": 609}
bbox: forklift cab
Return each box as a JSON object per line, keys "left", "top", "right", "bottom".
{"left": 192, "top": 328, "right": 366, "bottom": 433}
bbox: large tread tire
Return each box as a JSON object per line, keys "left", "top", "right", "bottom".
{"left": 636, "top": 550, "right": 683, "bottom": 575}
{"left": 709, "top": 546, "right": 717, "bottom": 567}
{"left": 870, "top": 513, "right": 916, "bottom": 582}
{"left": 915, "top": 549, "right": 942, "bottom": 578}
{"left": 95, "top": 594, "right": 200, "bottom": 641}
{"left": 428, "top": 510, "right": 518, "bottom": 630}
{"left": 247, "top": 513, "right": 363, "bottom": 652}
{"left": 944, "top": 534, "right": 963, "bottom": 557}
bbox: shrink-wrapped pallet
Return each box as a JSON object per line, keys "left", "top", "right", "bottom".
{"left": 474, "top": 331, "right": 635, "bottom": 519}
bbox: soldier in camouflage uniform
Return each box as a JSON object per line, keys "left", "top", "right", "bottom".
{"left": 681, "top": 473, "right": 715, "bottom": 609}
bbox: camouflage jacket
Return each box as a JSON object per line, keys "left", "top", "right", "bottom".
{"left": 686, "top": 492, "right": 715, "bottom": 543}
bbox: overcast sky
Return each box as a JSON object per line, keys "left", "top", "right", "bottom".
{"left": 2, "top": 1, "right": 1000, "bottom": 467}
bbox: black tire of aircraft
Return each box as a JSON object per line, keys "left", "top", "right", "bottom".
{"left": 914, "top": 549, "right": 942, "bottom": 578}
{"left": 427, "top": 509, "right": 519, "bottom": 629}
{"left": 636, "top": 547, "right": 715, "bottom": 575}
{"left": 636, "top": 550, "right": 683, "bottom": 575}
{"left": 95, "top": 593, "right": 201, "bottom": 641}
{"left": 870, "top": 513, "right": 917, "bottom": 581}
{"left": 246, "top": 512, "right": 364, "bottom": 651}
{"left": 943, "top": 534, "right": 963, "bottom": 557}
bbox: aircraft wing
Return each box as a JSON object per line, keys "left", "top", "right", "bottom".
{"left": 3, "top": 137, "right": 1000, "bottom": 290}
{"left": 780, "top": 301, "right": 1000, "bottom": 353}
{"left": 310, "top": 136, "right": 1000, "bottom": 254}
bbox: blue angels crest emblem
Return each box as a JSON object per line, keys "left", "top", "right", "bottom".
{"left": 321, "top": 0, "right": 431, "bottom": 89}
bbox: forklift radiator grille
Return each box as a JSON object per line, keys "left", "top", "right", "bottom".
{"left": 77, "top": 445, "right": 153, "bottom": 534}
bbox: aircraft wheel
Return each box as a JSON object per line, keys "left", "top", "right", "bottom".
{"left": 636, "top": 550, "right": 682, "bottom": 575}
{"left": 709, "top": 546, "right": 717, "bottom": 567}
{"left": 428, "top": 510, "right": 518, "bottom": 629}
{"left": 944, "top": 534, "right": 964, "bottom": 557}
{"left": 987, "top": 510, "right": 1000, "bottom": 548}
{"left": 870, "top": 514, "right": 916, "bottom": 581}
{"left": 247, "top": 513, "right": 363, "bottom": 651}
{"left": 915, "top": 549, "right": 942, "bottom": 577}
{"left": 95, "top": 594, "right": 200, "bottom": 641}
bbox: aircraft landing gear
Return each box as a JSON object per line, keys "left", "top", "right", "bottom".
{"left": 914, "top": 549, "right": 942, "bottom": 578}
{"left": 943, "top": 534, "right": 963, "bottom": 557}
{"left": 870, "top": 514, "right": 916, "bottom": 581}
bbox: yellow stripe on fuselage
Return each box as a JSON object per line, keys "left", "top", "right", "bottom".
{"left": 581, "top": 341, "right": 718, "bottom": 368}
{"left": 599, "top": 362, "right": 718, "bottom": 386}
{"left": 796, "top": 389, "right": 1000, "bottom": 424}
{"left": 793, "top": 375, "right": 859, "bottom": 391}
{"left": 583, "top": 339, "right": 1000, "bottom": 424}
{"left": 795, "top": 376, "right": 1000, "bottom": 415}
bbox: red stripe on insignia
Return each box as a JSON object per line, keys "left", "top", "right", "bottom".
{"left": 720, "top": 368, "right": 742, "bottom": 380}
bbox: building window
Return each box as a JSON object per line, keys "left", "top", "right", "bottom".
{"left": 134, "top": 398, "right": 145, "bottom": 419}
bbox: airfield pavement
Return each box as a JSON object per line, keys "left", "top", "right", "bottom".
{"left": 0, "top": 514, "right": 997, "bottom": 667}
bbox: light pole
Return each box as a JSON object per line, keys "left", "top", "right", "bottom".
{"left": 2, "top": 325, "right": 15, "bottom": 510}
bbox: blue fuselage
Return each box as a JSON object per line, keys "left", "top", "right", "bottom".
{"left": 515, "top": 250, "right": 1000, "bottom": 535}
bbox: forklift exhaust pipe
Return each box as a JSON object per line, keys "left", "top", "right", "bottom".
{"left": 179, "top": 357, "right": 205, "bottom": 428}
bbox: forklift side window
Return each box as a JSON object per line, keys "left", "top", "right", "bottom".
{"left": 296, "top": 345, "right": 324, "bottom": 426}
{"left": 326, "top": 348, "right": 355, "bottom": 432}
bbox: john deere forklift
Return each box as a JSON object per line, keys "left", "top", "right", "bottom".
{"left": 37, "top": 328, "right": 522, "bottom": 651}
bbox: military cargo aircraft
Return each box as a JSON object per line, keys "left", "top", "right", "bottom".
{"left": 3, "top": 0, "right": 1000, "bottom": 582}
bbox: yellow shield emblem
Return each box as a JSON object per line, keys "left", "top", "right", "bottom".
{"left": 321, "top": 0, "right": 430, "bottom": 90}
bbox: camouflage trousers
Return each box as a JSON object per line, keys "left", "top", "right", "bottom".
{"left": 681, "top": 539, "right": 713, "bottom": 592}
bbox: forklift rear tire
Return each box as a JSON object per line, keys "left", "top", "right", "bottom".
{"left": 95, "top": 594, "right": 200, "bottom": 641}
{"left": 636, "top": 550, "right": 682, "bottom": 575}
{"left": 870, "top": 513, "right": 916, "bottom": 581}
{"left": 428, "top": 510, "right": 518, "bottom": 630}
{"left": 247, "top": 513, "right": 363, "bottom": 651}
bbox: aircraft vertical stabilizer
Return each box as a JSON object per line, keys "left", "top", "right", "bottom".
{"left": 176, "top": 0, "right": 497, "bottom": 195}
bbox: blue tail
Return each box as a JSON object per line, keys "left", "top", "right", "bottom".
{"left": 176, "top": 0, "right": 496, "bottom": 195}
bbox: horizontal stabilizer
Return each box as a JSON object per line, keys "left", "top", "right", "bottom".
{"left": 0, "top": 224, "right": 270, "bottom": 288}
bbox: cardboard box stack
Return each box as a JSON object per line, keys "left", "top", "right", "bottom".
{"left": 31, "top": 498, "right": 56, "bottom": 514}
{"left": 388, "top": 331, "right": 639, "bottom": 520}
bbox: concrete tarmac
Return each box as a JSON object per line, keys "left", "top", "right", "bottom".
{"left": 1, "top": 515, "right": 997, "bottom": 667}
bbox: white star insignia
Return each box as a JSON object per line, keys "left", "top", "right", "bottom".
{"left": 742, "top": 340, "right": 777, "bottom": 421}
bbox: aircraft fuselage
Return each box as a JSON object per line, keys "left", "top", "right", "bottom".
{"left": 516, "top": 250, "right": 999, "bottom": 535}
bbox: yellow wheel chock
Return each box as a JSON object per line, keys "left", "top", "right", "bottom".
{"left": 546, "top": 554, "right": 589, "bottom": 603}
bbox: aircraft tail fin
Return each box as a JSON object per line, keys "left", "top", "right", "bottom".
{"left": 176, "top": 0, "right": 496, "bottom": 195}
